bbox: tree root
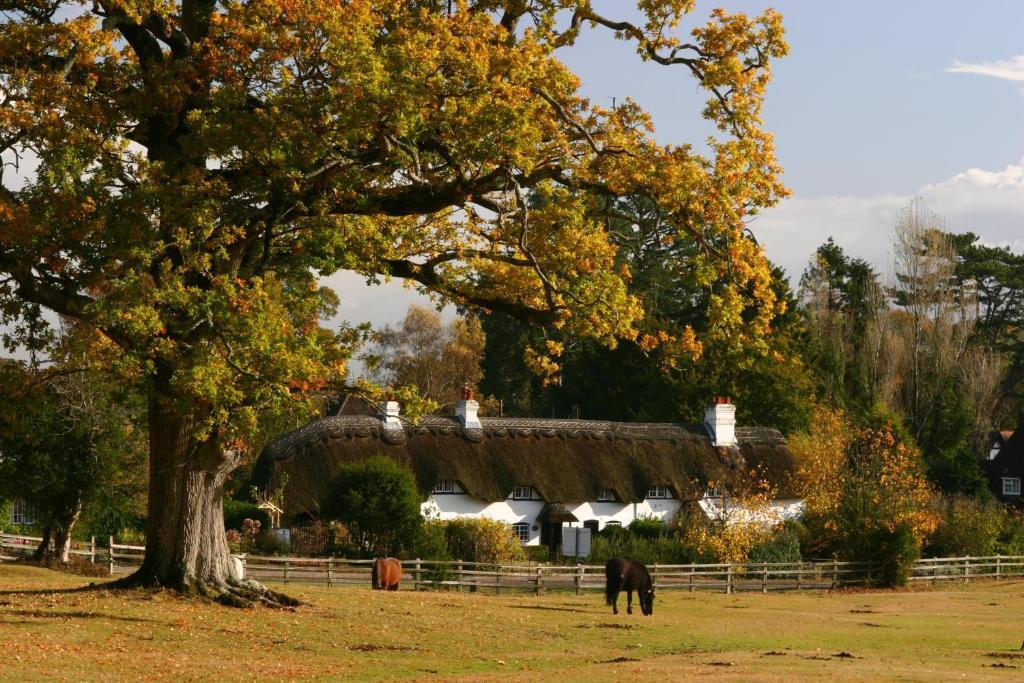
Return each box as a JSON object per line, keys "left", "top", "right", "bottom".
{"left": 107, "top": 570, "right": 300, "bottom": 609}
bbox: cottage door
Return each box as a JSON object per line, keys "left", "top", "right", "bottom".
{"left": 540, "top": 522, "right": 563, "bottom": 558}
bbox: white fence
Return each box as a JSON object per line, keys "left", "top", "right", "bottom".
{"left": 4, "top": 532, "right": 1024, "bottom": 594}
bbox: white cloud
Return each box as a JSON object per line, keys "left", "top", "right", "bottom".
{"left": 751, "top": 159, "right": 1024, "bottom": 285}
{"left": 947, "top": 56, "right": 1024, "bottom": 83}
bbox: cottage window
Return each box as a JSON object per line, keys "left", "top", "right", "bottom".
{"left": 432, "top": 479, "right": 455, "bottom": 494}
{"left": 511, "top": 523, "right": 530, "bottom": 543}
{"left": 604, "top": 521, "right": 621, "bottom": 528}
{"left": 1003, "top": 477, "right": 1021, "bottom": 496}
{"left": 647, "top": 485, "right": 671, "bottom": 499}
{"left": 511, "top": 486, "right": 533, "bottom": 500}
{"left": 704, "top": 485, "right": 723, "bottom": 499}
{"left": 10, "top": 499, "right": 34, "bottom": 526}
{"left": 597, "top": 488, "right": 616, "bottom": 502}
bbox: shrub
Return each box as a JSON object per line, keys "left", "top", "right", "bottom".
{"left": 748, "top": 523, "right": 803, "bottom": 564}
{"left": 524, "top": 545, "right": 550, "bottom": 563}
{"left": 223, "top": 500, "right": 271, "bottom": 532}
{"left": 442, "top": 518, "right": 525, "bottom": 564}
{"left": 926, "top": 494, "right": 1004, "bottom": 558}
{"left": 996, "top": 510, "right": 1024, "bottom": 558}
{"left": 628, "top": 514, "right": 666, "bottom": 540}
{"left": 412, "top": 520, "right": 452, "bottom": 561}
{"left": 324, "top": 456, "right": 422, "bottom": 557}
{"left": 872, "top": 524, "right": 920, "bottom": 587}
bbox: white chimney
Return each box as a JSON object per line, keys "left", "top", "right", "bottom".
{"left": 704, "top": 396, "right": 737, "bottom": 447}
{"left": 455, "top": 386, "right": 481, "bottom": 430}
{"left": 379, "top": 397, "right": 402, "bottom": 431}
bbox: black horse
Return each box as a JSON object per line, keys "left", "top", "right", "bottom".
{"left": 605, "top": 557, "right": 654, "bottom": 616}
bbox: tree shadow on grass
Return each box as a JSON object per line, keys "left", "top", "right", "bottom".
{"left": 1, "top": 609, "right": 153, "bottom": 623}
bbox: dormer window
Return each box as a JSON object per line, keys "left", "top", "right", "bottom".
{"left": 511, "top": 486, "right": 534, "bottom": 500}
{"left": 647, "top": 485, "right": 672, "bottom": 499}
{"left": 432, "top": 479, "right": 456, "bottom": 494}
{"left": 704, "top": 485, "right": 723, "bottom": 499}
{"left": 597, "top": 488, "right": 617, "bottom": 502}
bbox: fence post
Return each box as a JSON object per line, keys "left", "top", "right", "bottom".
{"left": 651, "top": 564, "right": 659, "bottom": 591}
{"left": 414, "top": 558, "right": 421, "bottom": 591}
{"left": 108, "top": 535, "right": 114, "bottom": 575}
{"left": 327, "top": 558, "right": 333, "bottom": 588}
{"left": 762, "top": 565, "right": 768, "bottom": 594}
{"left": 574, "top": 564, "right": 583, "bottom": 596}
{"left": 964, "top": 556, "right": 970, "bottom": 584}
{"left": 996, "top": 555, "right": 1002, "bottom": 580}
{"left": 689, "top": 565, "right": 695, "bottom": 593}
{"left": 457, "top": 560, "right": 463, "bottom": 592}
{"left": 90, "top": 536, "right": 95, "bottom": 564}
{"left": 796, "top": 562, "right": 803, "bottom": 591}
{"left": 726, "top": 564, "right": 733, "bottom": 594}
{"left": 496, "top": 565, "right": 502, "bottom": 596}
{"left": 284, "top": 558, "right": 290, "bottom": 584}
{"left": 535, "top": 565, "right": 544, "bottom": 596}
{"left": 831, "top": 559, "right": 838, "bottom": 590}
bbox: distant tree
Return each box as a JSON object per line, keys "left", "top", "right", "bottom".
{"left": 0, "top": 359, "right": 146, "bottom": 563}
{"left": 364, "top": 306, "right": 485, "bottom": 410}
{"left": 948, "top": 232, "right": 1024, "bottom": 426}
{"left": 798, "top": 237, "right": 885, "bottom": 413}
{"left": 325, "top": 457, "right": 422, "bottom": 557}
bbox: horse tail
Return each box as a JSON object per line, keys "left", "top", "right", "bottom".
{"left": 371, "top": 558, "right": 380, "bottom": 589}
{"left": 605, "top": 559, "right": 622, "bottom": 605}
{"left": 605, "top": 575, "right": 617, "bottom": 606}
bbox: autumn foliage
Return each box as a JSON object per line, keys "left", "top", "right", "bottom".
{"left": 791, "top": 408, "right": 938, "bottom": 583}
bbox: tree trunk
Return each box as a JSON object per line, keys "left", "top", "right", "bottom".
{"left": 32, "top": 524, "right": 52, "bottom": 561}
{"left": 117, "top": 380, "right": 296, "bottom": 608}
{"left": 54, "top": 499, "right": 83, "bottom": 564}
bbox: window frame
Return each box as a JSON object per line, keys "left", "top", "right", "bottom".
{"left": 596, "top": 488, "right": 616, "bottom": 502}
{"left": 10, "top": 499, "right": 34, "bottom": 526}
{"left": 646, "top": 485, "right": 672, "bottom": 499}
{"left": 431, "top": 479, "right": 456, "bottom": 494}
{"left": 511, "top": 486, "right": 533, "bottom": 501}
{"left": 704, "top": 485, "right": 723, "bottom": 499}
{"left": 511, "top": 522, "right": 530, "bottom": 543}
{"left": 1003, "top": 477, "right": 1021, "bottom": 496}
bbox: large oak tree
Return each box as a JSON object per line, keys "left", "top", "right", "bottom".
{"left": 1, "top": 0, "right": 787, "bottom": 604}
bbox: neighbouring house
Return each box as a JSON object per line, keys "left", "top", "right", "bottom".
{"left": 8, "top": 499, "right": 34, "bottom": 527}
{"left": 984, "top": 430, "right": 1015, "bottom": 461}
{"left": 251, "top": 393, "right": 803, "bottom": 553}
{"left": 982, "top": 424, "right": 1024, "bottom": 505}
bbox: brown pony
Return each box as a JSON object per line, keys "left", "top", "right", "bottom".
{"left": 372, "top": 557, "right": 402, "bottom": 591}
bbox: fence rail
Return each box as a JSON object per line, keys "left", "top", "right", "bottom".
{"left": 4, "top": 533, "right": 1024, "bottom": 594}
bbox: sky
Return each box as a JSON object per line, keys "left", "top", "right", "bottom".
{"left": 329, "top": 0, "right": 1024, "bottom": 332}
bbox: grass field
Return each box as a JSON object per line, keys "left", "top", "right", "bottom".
{"left": 2, "top": 564, "right": 1024, "bottom": 681}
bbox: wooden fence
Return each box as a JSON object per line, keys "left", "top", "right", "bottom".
{"left": 4, "top": 532, "right": 1024, "bottom": 594}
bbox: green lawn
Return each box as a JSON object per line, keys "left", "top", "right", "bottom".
{"left": 1, "top": 564, "right": 1023, "bottom": 681}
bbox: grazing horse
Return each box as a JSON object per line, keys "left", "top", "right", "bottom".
{"left": 372, "top": 557, "right": 402, "bottom": 591}
{"left": 605, "top": 557, "right": 654, "bottom": 616}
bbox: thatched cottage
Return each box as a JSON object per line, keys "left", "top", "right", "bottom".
{"left": 252, "top": 394, "right": 803, "bottom": 549}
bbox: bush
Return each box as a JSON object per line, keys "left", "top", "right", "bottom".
{"left": 748, "top": 523, "right": 803, "bottom": 564}
{"left": 524, "top": 545, "right": 550, "bottom": 563}
{"left": 223, "top": 500, "right": 271, "bottom": 532}
{"left": 253, "top": 531, "right": 290, "bottom": 555}
{"left": 442, "top": 518, "right": 525, "bottom": 564}
{"left": 997, "top": 510, "right": 1024, "bottom": 558}
{"left": 325, "top": 456, "right": 422, "bottom": 557}
{"left": 412, "top": 520, "right": 452, "bottom": 561}
{"left": 872, "top": 524, "right": 920, "bottom": 587}
{"left": 926, "top": 494, "right": 1004, "bottom": 558}
{"left": 628, "top": 514, "right": 666, "bottom": 540}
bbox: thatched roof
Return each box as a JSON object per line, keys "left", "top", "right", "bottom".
{"left": 982, "top": 418, "right": 1024, "bottom": 503}
{"left": 252, "top": 414, "right": 797, "bottom": 518}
